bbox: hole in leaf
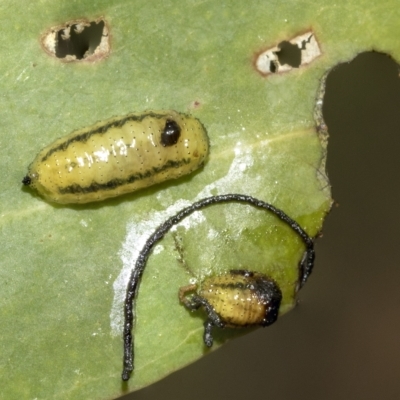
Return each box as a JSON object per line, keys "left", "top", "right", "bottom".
{"left": 56, "top": 21, "right": 104, "bottom": 59}
{"left": 41, "top": 18, "right": 110, "bottom": 62}
{"left": 316, "top": 51, "right": 400, "bottom": 198}
{"left": 254, "top": 31, "right": 321, "bottom": 76}
{"left": 275, "top": 35, "right": 313, "bottom": 68}
{"left": 323, "top": 51, "right": 400, "bottom": 132}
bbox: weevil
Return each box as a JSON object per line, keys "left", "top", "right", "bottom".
{"left": 179, "top": 269, "right": 282, "bottom": 347}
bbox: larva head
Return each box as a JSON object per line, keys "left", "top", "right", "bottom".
{"left": 22, "top": 175, "right": 32, "bottom": 186}
{"left": 22, "top": 171, "right": 42, "bottom": 190}
{"left": 22, "top": 168, "right": 58, "bottom": 202}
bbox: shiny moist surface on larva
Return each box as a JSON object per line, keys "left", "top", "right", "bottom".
{"left": 23, "top": 110, "right": 209, "bottom": 204}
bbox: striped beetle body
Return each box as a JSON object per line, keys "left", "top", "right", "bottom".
{"left": 179, "top": 269, "right": 282, "bottom": 347}
{"left": 195, "top": 269, "right": 282, "bottom": 327}
{"left": 22, "top": 110, "right": 209, "bottom": 204}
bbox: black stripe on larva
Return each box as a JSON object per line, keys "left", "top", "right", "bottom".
{"left": 40, "top": 112, "right": 178, "bottom": 163}
{"left": 58, "top": 158, "right": 191, "bottom": 195}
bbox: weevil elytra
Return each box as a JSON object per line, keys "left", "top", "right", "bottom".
{"left": 121, "top": 194, "right": 315, "bottom": 381}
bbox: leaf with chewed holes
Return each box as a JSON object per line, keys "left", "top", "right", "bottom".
{"left": 0, "top": 0, "right": 396, "bottom": 399}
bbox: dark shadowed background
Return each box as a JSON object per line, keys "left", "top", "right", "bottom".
{"left": 119, "top": 52, "right": 400, "bottom": 400}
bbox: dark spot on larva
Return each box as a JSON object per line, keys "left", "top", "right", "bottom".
{"left": 160, "top": 120, "right": 181, "bottom": 146}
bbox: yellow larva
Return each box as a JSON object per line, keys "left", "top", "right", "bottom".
{"left": 22, "top": 110, "right": 209, "bottom": 204}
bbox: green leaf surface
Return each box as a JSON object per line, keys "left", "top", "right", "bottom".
{"left": 1, "top": 0, "right": 397, "bottom": 398}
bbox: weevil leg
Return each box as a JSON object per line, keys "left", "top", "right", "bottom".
{"left": 178, "top": 284, "right": 200, "bottom": 309}
{"left": 179, "top": 291, "right": 225, "bottom": 347}
{"left": 193, "top": 295, "right": 225, "bottom": 347}
{"left": 203, "top": 319, "right": 215, "bottom": 347}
